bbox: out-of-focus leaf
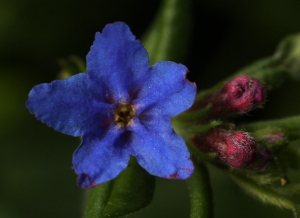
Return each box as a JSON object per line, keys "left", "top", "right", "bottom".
{"left": 273, "top": 33, "right": 300, "bottom": 80}
{"left": 142, "top": 0, "right": 192, "bottom": 64}
{"left": 57, "top": 55, "right": 86, "bottom": 79}
{"left": 83, "top": 158, "right": 155, "bottom": 218}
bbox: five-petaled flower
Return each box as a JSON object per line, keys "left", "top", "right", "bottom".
{"left": 26, "top": 22, "right": 196, "bottom": 188}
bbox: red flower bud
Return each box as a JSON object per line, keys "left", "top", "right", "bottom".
{"left": 191, "top": 75, "right": 265, "bottom": 118}
{"left": 192, "top": 129, "right": 257, "bottom": 168}
{"left": 221, "top": 75, "right": 264, "bottom": 113}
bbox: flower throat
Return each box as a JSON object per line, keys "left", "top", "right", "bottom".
{"left": 114, "top": 104, "right": 135, "bottom": 127}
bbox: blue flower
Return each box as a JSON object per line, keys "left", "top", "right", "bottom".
{"left": 26, "top": 22, "right": 196, "bottom": 188}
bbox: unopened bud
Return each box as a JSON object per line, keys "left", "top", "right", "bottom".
{"left": 254, "top": 128, "right": 287, "bottom": 152}
{"left": 261, "top": 131, "right": 286, "bottom": 145}
{"left": 192, "top": 129, "right": 258, "bottom": 168}
{"left": 193, "top": 75, "right": 265, "bottom": 118}
{"left": 220, "top": 75, "right": 264, "bottom": 113}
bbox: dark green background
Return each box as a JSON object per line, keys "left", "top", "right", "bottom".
{"left": 1, "top": 0, "right": 300, "bottom": 217}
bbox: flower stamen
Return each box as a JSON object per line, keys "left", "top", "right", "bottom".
{"left": 114, "top": 104, "right": 135, "bottom": 127}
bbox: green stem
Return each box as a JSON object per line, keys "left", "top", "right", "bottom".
{"left": 187, "top": 161, "right": 213, "bottom": 218}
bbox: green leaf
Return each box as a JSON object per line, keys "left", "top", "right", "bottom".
{"left": 231, "top": 173, "right": 300, "bottom": 218}
{"left": 142, "top": 0, "right": 192, "bottom": 64}
{"left": 187, "top": 161, "right": 213, "bottom": 218}
{"left": 83, "top": 181, "right": 113, "bottom": 218}
{"left": 83, "top": 157, "right": 155, "bottom": 218}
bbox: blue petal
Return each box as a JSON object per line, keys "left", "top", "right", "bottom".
{"left": 87, "top": 22, "right": 150, "bottom": 103}
{"left": 128, "top": 118, "right": 194, "bottom": 179}
{"left": 133, "top": 61, "right": 196, "bottom": 118}
{"left": 73, "top": 127, "right": 130, "bottom": 188}
{"left": 26, "top": 73, "right": 114, "bottom": 137}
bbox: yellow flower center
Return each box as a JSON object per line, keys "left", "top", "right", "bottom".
{"left": 114, "top": 104, "right": 135, "bottom": 127}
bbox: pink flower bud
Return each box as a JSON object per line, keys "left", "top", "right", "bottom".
{"left": 191, "top": 75, "right": 265, "bottom": 118}
{"left": 220, "top": 75, "right": 264, "bottom": 113}
{"left": 192, "top": 129, "right": 257, "bottom": 168}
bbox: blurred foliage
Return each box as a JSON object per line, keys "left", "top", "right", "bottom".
{"left": 2, "top": 0, "right": 300, "bottom": 217}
